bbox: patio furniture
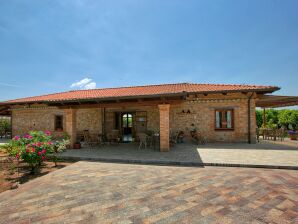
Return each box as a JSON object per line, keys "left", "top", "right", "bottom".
{"left": 190, "top": 130, "right": 206, "bottom": 145}
{"left": 259, "top": 128, "right": 286, "bottom": 141}
{"left": 83, "top": 130, "right": 99, "bottom": 147}
{"left": 137, "top": 133, "right": 148, "bottom": 149}
{"left": 275, "top": 128, "right": 286, "bottom": 141}
{"left": 106, "top": 129, "right": 120, "bottom": 145}
{"left": 145, "top": 130, "right": 154, "bottom": 147}
{"left": 170, "top": 131, "right": 183, "bottom": 145}
{"left": 97, "top": 134, "right": 104, "bottom": 145}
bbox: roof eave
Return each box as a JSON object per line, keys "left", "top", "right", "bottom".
{"left": 1, "top": 86, "right": 280, "bottom": 106}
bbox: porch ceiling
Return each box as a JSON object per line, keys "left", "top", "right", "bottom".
{"left": 256, "top": 95, "right": 298, "bottom": 108}
{"left": 0, "top": 105, "right": 11, "bottom": 116}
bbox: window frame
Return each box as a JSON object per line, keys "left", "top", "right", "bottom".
{"left": 54, "top": 115, "right": 63, "bottom": 131}
{"left": 214, "top": 109, "right": 234, "bottom": 131}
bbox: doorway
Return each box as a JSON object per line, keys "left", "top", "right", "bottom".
{"left": 122, "top": 113, "right": 133, "bottom": 142}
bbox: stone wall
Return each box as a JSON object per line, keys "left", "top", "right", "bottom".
{"left": 76, "top": 108, "right": 102, "bottom": 135}
{"left": 11, "top": 107, "right": 103, "bottom": 137}
{"left": 11, "top": 106, "right": 65, "bottom": 136}
{"left": 10, "top": 92, "right": 257, "bottom": 143}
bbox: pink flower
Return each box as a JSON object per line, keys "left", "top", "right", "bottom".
{"left": 38, "top": 151, "right": 42, "bottom": 155}
{"left": 14, "top": 135, "right": 20, "bottom": 140}
{"left": 37, "top": 142, "right": 42, "bottom": 147}
{"left": 15, "top": 154, "right": 19, "bottom": 159}
{"left": 31, "top": 148, "right": 36, "bottom": 152}
{"left": 45, "top": 131, "right": 51, "bottom": 136}
{"left": 41, "top": 156, "right": 45, "bottom": 161}
{"left": 24, "top": 134, "right": 32, "bottom": 139}
{"left": 47, "top": 141, "right": 53, "bottom": 145}
{"left": 42, "top": 149, "right": 46, "bottom": 153}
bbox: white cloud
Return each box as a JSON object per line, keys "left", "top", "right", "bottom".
{"left": 84, "top": 82, "right": 96, "bottom": 89}
{"left": 70, "top": 78, "right": 97, "bottom": 90}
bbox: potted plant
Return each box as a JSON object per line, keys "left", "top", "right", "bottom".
{"left": 73, "top": 141, "right": 81, "bottom": 149}
{"left": 288, "top": 130, "right": 297, "bottom": 140}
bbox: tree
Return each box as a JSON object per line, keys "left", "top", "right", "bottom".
{"left": 255, "top": 108, "right": 298, "bottom": 129}
{"left": 278, "top": 109, "right": 298, "bottom": 129}
{"left": 266, "top": 109, "right": 279, "bottom": 125}
{"left": 255, "top": 110, "right": 263, "bottom": 127}
{"left": 289, "top": 110, "right": 298, "bottom": 129}
{"left": 0, "top": 119, "right": 11, "bottom": 137}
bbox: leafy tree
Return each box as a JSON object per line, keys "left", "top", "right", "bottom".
{"left": 0, "top": 118, "right": 11, "bottom": 137}
{"left": 256, "top": 108, "right": 298, "bottom": 129}
{"left": 266, "top": 109, "right": 279, "bottom": 125}
{"left": 255, "top": 110, "right": 263, "bottom": 127}
{"left": 278, "top": 109, "right": 298, "bottom": 129}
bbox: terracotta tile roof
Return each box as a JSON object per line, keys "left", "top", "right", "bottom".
{"left": 3, "top": 83, "right": 279, "bottom": 104}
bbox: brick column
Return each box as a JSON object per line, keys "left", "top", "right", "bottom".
{"left": 158, "top": 104, "right": 170, "bottom": 152}
{"left": 64, "top": 108, "right": 77, "bottom": 148}
{"left": 250, "top": 99, "right": 257, "bottom": 144}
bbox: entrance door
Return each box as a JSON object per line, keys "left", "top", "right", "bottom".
{"left": 122, "top": 113, "right": 133, "bottom": 141}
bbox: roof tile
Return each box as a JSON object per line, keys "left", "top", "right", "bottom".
{"left": 3, "top": 83, "right": 279, "bottom": 104}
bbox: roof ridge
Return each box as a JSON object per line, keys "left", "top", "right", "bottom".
{"left": 3, "top": 83, "right": 191, "bottom": 103}
{"left": 67, "top": 82, "right": 192, "bottom": 92}
{"left": 2, "top": 82, "right": 279, "bottom": 104}
{"left": 186, "top": 82, "right": 274, "bottom": 87}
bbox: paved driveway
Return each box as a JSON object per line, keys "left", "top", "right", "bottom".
{"left": 0, "top": 162, "right": 297, "bottom": 223}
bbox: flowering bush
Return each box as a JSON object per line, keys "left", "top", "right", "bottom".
{"left": 9, "top": 131, "right": 54, "bottom": 173}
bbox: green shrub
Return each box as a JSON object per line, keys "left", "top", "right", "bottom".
{"left": 10, "top": 131, "right": 54, "bottom": 173}
{"left": 51, "top": 139, "right": 70, "bottom": 166}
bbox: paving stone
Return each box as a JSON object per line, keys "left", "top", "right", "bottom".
{"left": 0, "top": 161, "right": 297, "bottom": 223}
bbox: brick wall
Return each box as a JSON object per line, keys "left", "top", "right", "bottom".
{"left": 10, "top": 92, "right": 257, "bottom": 143}
{"left": 169, "top": 93, "right": 256, "bottom": 143}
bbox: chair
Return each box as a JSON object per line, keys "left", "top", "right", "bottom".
{"left": 190, "top": 130, "right": 206, "bottom": 145}
{"left": 137, "top": 133, "right": 148, "bottom": 149}
{"left": 97, "top": 134, "right": 104, "bottom": 145}
{"left": 83, "top": 130, "right": 98, "bottom": 147}
{"left": 145, "top": 130, "right": 154, "bottom": 147}
{"left": 106, "top": 129, "right": 120, "bottom": 145}
{"left": 276, "top": 128, "right": 285, "bottom": 141}
{"left": 170, "top": 131, "right": 181, "bottom": 145}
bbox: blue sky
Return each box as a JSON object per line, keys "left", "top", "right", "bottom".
{"left": 0, "top": 0, "right": 297, "bottom": 101}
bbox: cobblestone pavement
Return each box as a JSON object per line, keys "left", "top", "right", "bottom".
{"left": 60, "top": 140, "right": 298, "bottom": 168}
{"left": 0, "top": 162, "right": 297, "bottom": 223}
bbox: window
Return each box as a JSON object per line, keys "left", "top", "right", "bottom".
{"left": 215, "top": 109, "right": 234, "bottom": 130}
{"left": 55, "top": 115, "right": 63, "bottom": 131}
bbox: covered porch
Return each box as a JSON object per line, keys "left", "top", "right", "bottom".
{"left": 59, "top": 139, "right": 298, "bottom": 169}
{"left": 64, "top": 102, "right": 173, "bottom": 152}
